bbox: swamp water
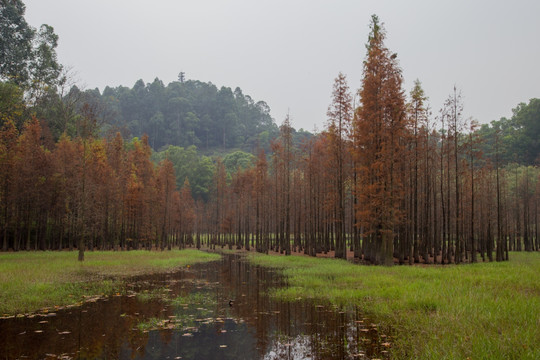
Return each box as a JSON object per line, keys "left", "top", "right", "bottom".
{"left": 0, "top": 254, "right": 391, "bottom": 359}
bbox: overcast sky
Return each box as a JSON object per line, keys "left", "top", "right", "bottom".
{"left": 24, "top": 0, "right": 540, "bottom": 131}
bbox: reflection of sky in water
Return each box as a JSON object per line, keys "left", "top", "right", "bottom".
{"left": 121, "top": 314, "right": 378, "bottom": 360}
{"left": 121, "top": 320, "right": 259, "bottom": 360}
{"left": 264, "top": 335, "right": 312, "bottom": 360}
{"left": 122, "top": 321, "right": 318, "bottom": 360}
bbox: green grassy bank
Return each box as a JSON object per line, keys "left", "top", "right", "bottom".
{"left": 249, "top": 252, "right": 540, "bottom": 360}
{"left": 0, "top": 249, "right": 220, "bottom": 315}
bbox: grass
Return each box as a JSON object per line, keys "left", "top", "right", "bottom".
{"left": 171, "top": 291, "right": 215, "bottom": 307}
{"left": 136, "top": 287, "right": 171, "bottom": 302}
{"left": 136, "top": 317, "right": 170, "bottom": 332}
{"left": 248, "top": 251, "right": 540, "bottom": 360}
{"left": 0, "top": 249, "right": 220, "bottom": 315}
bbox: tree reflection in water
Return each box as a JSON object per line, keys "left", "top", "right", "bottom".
{"left": 0, "top": 254, "right": 390, "bottom": 360}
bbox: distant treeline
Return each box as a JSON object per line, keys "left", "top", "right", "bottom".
{"left": 476, "top": 98, "right": 540, "bottom": 166}
{"left": 97, "top": 78, "right": 279, "bottom": 151}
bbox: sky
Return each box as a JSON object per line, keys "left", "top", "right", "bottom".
{"left": 23, "top": 0, "right": 540, "bottom": 132}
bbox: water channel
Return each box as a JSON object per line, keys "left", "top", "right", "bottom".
{"left": 0, "top": 254, "right": 391, "bottom": 359}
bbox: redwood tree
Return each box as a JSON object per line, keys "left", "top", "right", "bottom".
{"left": 327, "top": 72, "right": 353, "bottom": 259}
{"left": 354, "top": 15, "right": 407, "bottom": 266}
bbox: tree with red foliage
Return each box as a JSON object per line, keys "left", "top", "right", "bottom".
{"left": 354, "top": 15, "right": 407, "bottom": 265}
{"left": 327, "top": 72, "right": 353, "bottom": 259}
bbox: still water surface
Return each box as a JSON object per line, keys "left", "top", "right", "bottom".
{"left": 0, "top": 254, "right": 391, "bottom": 359}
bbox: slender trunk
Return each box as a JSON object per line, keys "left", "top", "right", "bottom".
{"left": 470, "top": 134, "right": 477, "bottom": 263}
{"left": 78, "top": 139, "right": 87, "bottom": 262}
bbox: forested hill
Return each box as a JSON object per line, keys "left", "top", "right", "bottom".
{"left": 476, "top": 98, "right": 540, "bottom": 165}
{"left": 95, "top": 78, "right": 280, "bottom": 152}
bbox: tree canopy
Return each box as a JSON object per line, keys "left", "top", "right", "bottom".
{"left": 0, "top": 0, "right": 62, "bottom": 99}
{"left": 477, "top": 98, "right": 540, "bottom": 165}
{"left": 99, "top": 79, "right": 279, "bottom": 152}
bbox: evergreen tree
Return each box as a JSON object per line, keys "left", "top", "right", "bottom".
{"left": 354, "top": 15, "right": 407, "bottom": 266}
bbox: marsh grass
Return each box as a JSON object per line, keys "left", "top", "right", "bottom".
{"left": 136, "top": 287, "right": 171, "bottom": 302}
{"left": 137, "top": 290, "right": 217, "bottom": 332}
{"left": 136, "top": 317, "right": 167, "bottom": 332}
{"left": 0, "top": 249, "right": 220, "bottom": 315}
{"left": 170, "top": 292, "right": 214, "bottom": 307}
{"left": 249, "top": 252, "right": 540, "bottom": 359}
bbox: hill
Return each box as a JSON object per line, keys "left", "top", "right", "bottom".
{"left": 96, "top": 78, "right": 280, "bottom": 153}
